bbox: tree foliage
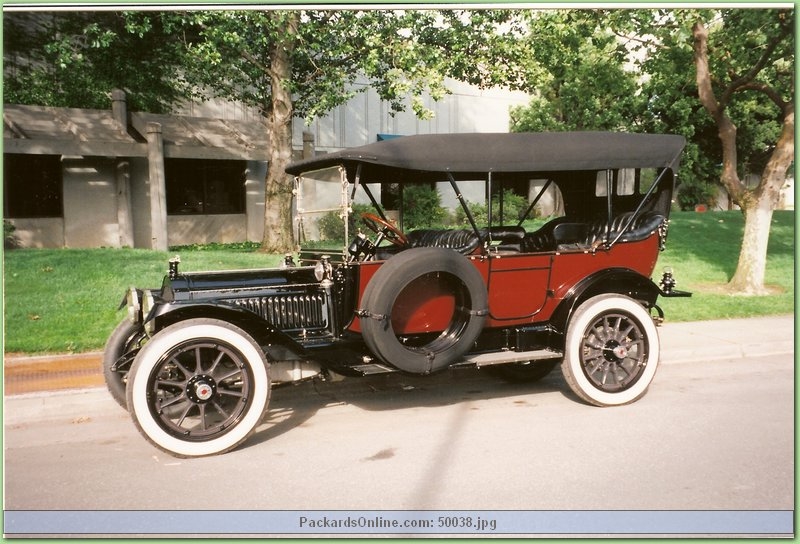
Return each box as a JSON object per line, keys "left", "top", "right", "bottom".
{"left": 4, "top": 9, "right": 531, "bottom": 252}
{"left": 512, "top": 8, "right": 794, "bottom": 293}
{"left": 3, "top": 11, "right": 191, "bottom": 112}
{"left": 172, "top": 9, "right": 530, "bottom": 251}
{"left": 510, "top": 11, "right": 641, "bottom": 133}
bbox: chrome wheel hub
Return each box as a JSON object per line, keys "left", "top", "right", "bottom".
{"left": 187, "top": 375, "right": 217, "bottom": 403}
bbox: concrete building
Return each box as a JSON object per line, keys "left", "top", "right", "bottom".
{"left": 4, "top": 82, "right": 530, "bottom": 249}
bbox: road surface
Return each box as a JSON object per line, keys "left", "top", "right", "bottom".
{"left": 5, "top": 352, "right": 793, "bottom": 527}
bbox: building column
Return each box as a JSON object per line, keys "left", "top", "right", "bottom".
{"left": 114, "top": 160, "right": 134, "bottom": 247}
{"left": 112, "top": 89, "right": 134, "bottom": 247}
{"left": 303, "top": 131, "right": 315, "bottom": 159}
{"left": 146, "top": 122, "right": 168, "bottom": 251}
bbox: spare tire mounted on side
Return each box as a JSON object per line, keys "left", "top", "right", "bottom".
{"left": 358, "top": 247, "right": 488, "bottom": 374}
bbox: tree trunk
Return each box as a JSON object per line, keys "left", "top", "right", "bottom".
{"left": 728, "top": 107, "right": 794, "bottom": 294}
{"left": 692, "top": 20, "right": 794, "bottom": 295}
{"left": 261, "top": 12, "right": 298, "bottom": 253}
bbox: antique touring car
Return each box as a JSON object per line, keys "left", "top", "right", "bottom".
{"left": 106, "top": 132, "right": 689, "bottom": 457}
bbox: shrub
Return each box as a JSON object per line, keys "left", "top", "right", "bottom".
{"left": 676, "top": 178, "right": 718, "bottom": 210}
{"left": 4, "top": 220, "right": 20, "bottom": 249}
{"left": 455, "top": 189, "right": 531, "bottom": 226}
{"left": 402, "top": 184, "right": 447, "bottom": 229}
{"left": 317, "top": 203, "right": 374, "bottom": 241}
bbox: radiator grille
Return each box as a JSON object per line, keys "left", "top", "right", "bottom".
{"left": 232, "top": 293, "right": 328, "bottom": 330}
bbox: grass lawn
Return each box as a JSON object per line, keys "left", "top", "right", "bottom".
{"left": 4, "top": 247, "right": 283, "bottom": 354}
{"left": 2, "top": 210, "right": 794, "bottom": 354}
{"left": 657, "top": 210, "right": 794, "bottom": 321}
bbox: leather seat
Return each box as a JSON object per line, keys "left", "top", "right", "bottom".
{"left": 406, "top": 229, "right": 482, "bottom": 254}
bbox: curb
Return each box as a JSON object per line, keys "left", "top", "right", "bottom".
{"left": 3, "top": 316, "right": 794, "bottom": 424}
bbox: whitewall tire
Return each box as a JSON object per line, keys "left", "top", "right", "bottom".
{"left": 126, "top": 318, "right": 270, "bottom": 457}
{"left": 561, "top": 294, "right": 660, "bottom": 406}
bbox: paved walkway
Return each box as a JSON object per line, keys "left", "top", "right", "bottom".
{"left": 3, "top": 314, "right": 794, "bottom": 397}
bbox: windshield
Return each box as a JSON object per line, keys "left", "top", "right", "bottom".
{"left": 294, "top": 166, "right": 568, "bottom": 251}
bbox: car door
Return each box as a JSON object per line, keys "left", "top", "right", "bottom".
{"left": 486, "top": 253, "right": 551, "bottom": 321}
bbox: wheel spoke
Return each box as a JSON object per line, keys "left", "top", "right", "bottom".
{"left": 156, "top": 379, "right": 186, "bottom": 390}
{"left": 619, "top": 323, "right": 636, "bottom": 342}
{"left": 198, "top": 404, "right": 209, "bottom": 431}
{"left": 600, "top": 365, "right": 609, "bottom": 385}
{"left": 212, "top": 400, "right": 231, "bottom": 419}
{"left": 207, "top": 349, "right": 226, "bottom": 373}
{"left": 176, "top": 402, "right": 195, "bottom": 427}
{"left": 159, "top": 392, "right": 188, "bottom": 410}
{"left": 169, "top": 355, "right": 194, "bottom": 380}
{"left": 194, "top": 346, "right": 204, "bottom": 372}
{"left": 218, "top": 387, "right": 244, "bottom": 398}
{"left": 214, "top": 366, "right": 242, "bottom": 382}
{"left": 584, "top": 337, "right": 605, "bottom": 350}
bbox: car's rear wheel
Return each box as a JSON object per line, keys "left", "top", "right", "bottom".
{"left": 126, "top": 318, "right": 270, "bottom": 457}
{"left": 485, "top": 359, "right": 559, "bottom": 383}
{"left": 103, "top": 318, "right": 147, "bottom": 410}
{"left": 561, "top": 294, "right": 659, "bottom": 406}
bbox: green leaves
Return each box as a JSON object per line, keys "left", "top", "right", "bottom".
{"left": 510, "top": 8, "right": 793, "bottom": 210}
{"left": 4, "top": 11, "right": 193, "bottom": 113}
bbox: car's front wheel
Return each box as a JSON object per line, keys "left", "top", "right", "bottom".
{"left": 126, "top": 318, "right": 271, "bottom": 457}
{"left": 561, "top": 294, "right": 659, "bottom": 406}
{"left": 103, "top": 318, "right": 147, "bottom": 410}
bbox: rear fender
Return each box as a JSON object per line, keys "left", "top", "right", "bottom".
{"left": 550, "top": 268, "right": 661, "bottom": 339}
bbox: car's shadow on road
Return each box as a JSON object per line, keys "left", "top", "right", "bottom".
{"left": 248, "top": 366, "right": 576, "bottom": 448}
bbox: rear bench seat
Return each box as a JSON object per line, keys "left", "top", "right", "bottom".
{"left": 400, "top": 212, "right": 664, "bottom": 255}
{"left": 519, "top": 212, "right": 665, "bottom": 253}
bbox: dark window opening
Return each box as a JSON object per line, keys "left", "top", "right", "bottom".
{"left": 165, "top": 159, "right": 246, "bottom": 215}
{"left": 3, "top": 154, "right": 63, "bottom": 218}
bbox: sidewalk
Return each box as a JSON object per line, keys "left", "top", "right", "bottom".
{"left": 657, "top": 314, "right": 794, "bottom": 364}
{"left": 3, "top": 315, "right": 794, "bottom": 424}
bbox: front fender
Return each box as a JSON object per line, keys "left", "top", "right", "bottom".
{"left": 149, "top": 301, "right": 307, "bottom": 359}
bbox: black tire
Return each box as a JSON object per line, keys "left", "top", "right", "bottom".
{"left": 561, "top": 294, "right": 660, "bottom": 406}
{"left": 359, "top": 247, "right": 488, "bottom": 374}
{"left": 485, "top": 359, "right": 559, "bottom": 383}
{"left": 102, "top": 318, "right": 147, "bottom": 409}
{"left": 126, "top": 318, "right": 271, "bottom": 457}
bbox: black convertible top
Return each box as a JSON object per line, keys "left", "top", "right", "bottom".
{"left": 286, "top": 132, "right": 685, "bottom": 181}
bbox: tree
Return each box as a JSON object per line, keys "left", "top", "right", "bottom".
{"left": 180, "top": 10, "right": 530, "bottom": 252}
{"left": 609, "top": 8, "right": 795, "bottom": 294}
{"left": 691, "top": 9, "right": 794, "bottom": 294}
{"left": 512, "top": 8, "right": 794, "bottom": 295}
{"left": 509, "top": 10, "right": 642, "bottom": 133}
{"left": 3, "top": 11, "right": 191, "bottom": 112}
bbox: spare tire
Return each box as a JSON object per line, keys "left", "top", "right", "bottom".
{"left": 358, "top": 247, "right": 488, "bottom": 374}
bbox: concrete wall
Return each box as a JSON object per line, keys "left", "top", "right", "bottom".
{"left": 7, "top": 217, "right": 64, "bottom": 248}
{"left": 167, "top": 214, "right": 248, "bottom": 246}
{"left": 8, "top": 157, "right": 121, "bottom": 248}
{"left": 61, "top": 157, "right": 121, "bottom": 247}
{"left": 129, "top": 157, "right": 153, "bottom": 249}
{"left": 7, "top": 79, "right": 530, "bottom": 249}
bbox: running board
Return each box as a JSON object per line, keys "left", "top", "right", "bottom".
{"left": 345, "top": 348, "right": 562, "bottom": 376}
{"left": 457, "top": 348, "right": 562, "bottom": 368}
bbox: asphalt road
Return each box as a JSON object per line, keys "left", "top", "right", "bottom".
{"left": 4, "top": 351, "right": 793, "bottom": 524}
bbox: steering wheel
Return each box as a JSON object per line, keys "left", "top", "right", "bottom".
{"left": 360, "top": 212, "right": 408, "bottom": 247}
